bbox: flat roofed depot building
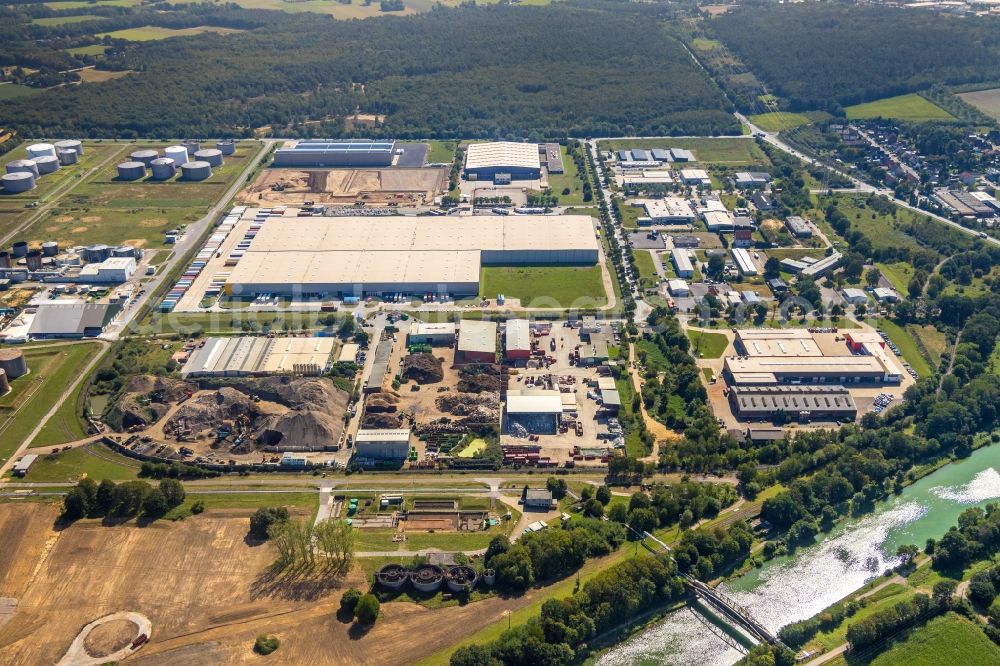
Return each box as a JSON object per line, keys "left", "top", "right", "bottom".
{"left": 735, "top": 329, "right": 822, "bottom": 357}
{"left": 408, "top": 322, "right": 457, "bottom": 346}
{"left": 457, "top": 319, "right": 497, "bottom": 364}
{"left": 637, "top": 197, "right": 696, "bottom": 224}
{"left": 223, "top": 213, "right": 599, "bottom": 298}
{"left": 181, "top": 337, "right": 335, "bottom": 377}
{"left": 464, "top": 142, "right": 541, "bottom": 181}
{"left": 671, "top": 248, "right": 694, "bottom": 278}
{"left": 506, "top": 389, "right": 563, "bottom": 434}
{"left": 272, "top": 139, "right": 396, "bottom": 167}
{"left": 354, "top": 428, "right": 411, "bottom": 461}
{"left": 729, "top": 385, "right": 858, "bottom": 422}
{"left": 724, "top": 355, "right": 900, "bottom": 386}
{"left": 505, "top": 318, "right": 531, "bottom": 361}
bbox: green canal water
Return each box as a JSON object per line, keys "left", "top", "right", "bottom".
{"left": 597, "top": 443, "right": 1000, "bottom": 665}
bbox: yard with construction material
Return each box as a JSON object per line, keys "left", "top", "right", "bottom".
{"left": 958, "top": 87, "right": 1000, "bottom": 121}
{"left": 0, "top": 342, "right": 102, "bottom": 465}
{"left": 845, "top": 93, "right": 954, "bottom": 121}
{"left": 480, "top": 265, "right": 608, "bottom": 309}
{"left": 23, "top": 140, "right": 261, "bottom": 248}
{"left": 237, "top": 165, "right": 446, "bottom": 207}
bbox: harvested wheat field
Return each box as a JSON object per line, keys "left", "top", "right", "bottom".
{"left": 0, "top": 502, "right": 538, "bottom": 665}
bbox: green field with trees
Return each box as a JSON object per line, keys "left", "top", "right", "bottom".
{"left": 845, "top": 94, "right": 954, "bottom": 122}
{"left": 480, "top": 265, "right": 608, "bottom": 309}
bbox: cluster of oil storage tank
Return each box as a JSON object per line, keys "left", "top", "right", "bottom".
{"left": 116, "top": 141, "right": 233, "bottom": 182}
{"left": 0, "top": 348, "right": 29, "bottom": 394}
{"left": 0, "top": 239, "right": 60, "bottom": 271}
{"left": 3, "top": 141, "right": 83, "bottom": 193}
{"left": 374, "top": 564, "right": 495, "bottom": 594}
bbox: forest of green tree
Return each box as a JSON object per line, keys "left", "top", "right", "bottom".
{"left": 709, "top": 5, "right": 1000, "bottom": 112}
{"left": 0, "top": 1, "right": 738, "bottom": 138}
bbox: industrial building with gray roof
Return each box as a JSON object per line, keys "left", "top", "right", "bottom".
{"left": 728, "top": 385, "right": 858, "bottom": 422}
{"left": 223, "top": 211, "right": 599, "bottom": 298}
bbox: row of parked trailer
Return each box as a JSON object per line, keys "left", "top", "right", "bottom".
{"left": 160, "top": 207, "right": 248, "bottom": 312}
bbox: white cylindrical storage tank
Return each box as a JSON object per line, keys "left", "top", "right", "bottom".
{"left": 7, "top": 159, "right": 38, "bottom": 176}
{"left": 150, "top": 158, "right": 176, "bottom": 180}
{"left": 117, "top": 161, "right": 146, "bottom": 181}
{"left": 35, "top": 155, "right": 60, "bottom": 174}
{"left": 183, "top": 140, "right": 200, "bottom": 153}
{"left": 217, "top": 140, "right": 236, "bottom": 155}
{"left": 26, "top": 143, "right": 56, "bottom": 159}
{"left": 130, "top": 149, "right": 158, "bottom": 166}
{"left": 180, "top": 161, "right": 212, "bottom": 181}
{"left": 2, "top": 172, "right": 36, "bottom": 193}
{"left": 482, "top": 569, "right": 496, "bottom": 586}
{"left": 57, "top": 149, "right": 78, "bottom": 166}
{"left": 164, "top": 145, "right": 188, "bottom": 167}
{"left": 55, "top": 140, "right": 83, "bottom": 156}
{"left": 194, "top": 149, "right": 223, "bottom": 167}
{"left": 41, "top": 241, "right": 59, "bottom": 257}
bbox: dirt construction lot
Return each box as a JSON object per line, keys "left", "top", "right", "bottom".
{"left": 0, "top": 502, "right": 549, "bottom": 665}
{"left": 238, "top": 167, "right": 447, "bottom": 207}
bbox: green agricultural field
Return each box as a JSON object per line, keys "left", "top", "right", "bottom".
{"left": 480, "top": 265, "right": 608, "bottom": 309}
{"left": 30, "top": 342, "right": 109, "bottom": 447}
{"left": 691, "top": 37, "right": 723, "bottom": 50}
{"left": 687, "top": 330, "right": 729, "bottom": 359}
{"left": 167, "top": 491, "right": 320, "bottom": 520}
{"left": 845, "top": 93, "right": 954, "bottom": 121}
{"left": 65, "top": 44, "right": 108, "bottom": 57}
{"left": 7, "top": 443, "right": 140, "bottom": 482}
{"left": 44, "top": 0, "right": 141, "bottom": 7}
{"left": 96, "top": 25, "right": 244, "bottom": 41}
{"left": 546, "top": 145, "right": 589, "bottom": 206}
{"left": 19, "top": 140, "right": 261, "bottom": 248}
{"left": 0, "top": 343, "right": 102, "bottom": 466}
{"left": 0, "top": 84, "right": 40, "bottom": 100}
{"left": 748, "top": 112, "right": 811, "bottom": 132}
{"left": 32, "top": 14, "right": 102, "bottom": 25}
{"left": 600, "top": 137, "right": 767, "bottom": 166}
{"left": 863, "top": 612, "right": 1000, "bottom": 666}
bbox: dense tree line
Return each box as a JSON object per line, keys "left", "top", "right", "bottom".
{"left": 710, "top": 5, "right": 1000, "bottom": 111}
{"left": 0, "top": 2, "right": 738, "bottom": 138}
{"left": 62, "top": 477, "right": 185, "bottom": 520}
{"left": 845, "top": 590, "right": 949, "bottom": 649}
{"left": 485, "top": 518, "right": 626, "bottom": 591}
{"left": 451, "top": 555, "right": 685, "bottom": 666}
{"left": 932, "top": 504, "right": 1000, "bottom": 572}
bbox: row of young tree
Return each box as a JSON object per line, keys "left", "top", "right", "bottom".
{"left": 63, "top": 477, "right": 186, "bottom": 520}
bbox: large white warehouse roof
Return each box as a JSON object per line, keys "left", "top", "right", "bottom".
{"left": 465, "top": 142, "right": 540, "bottom": 171}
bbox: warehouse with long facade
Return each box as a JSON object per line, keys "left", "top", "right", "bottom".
{"left": 464, "top": 142, "right": 541, "bottom": 181}
{"left": 181, "top": 337, "right": 335, "bottom": 377}
{"left": 272, "top": 140, "right": 396, "bottom": 168}
{"left": 728, "top": 385, "right": 858, "bottom": 422}
{"left": 223, "top": 212, "right": 599, "bottom": 298}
